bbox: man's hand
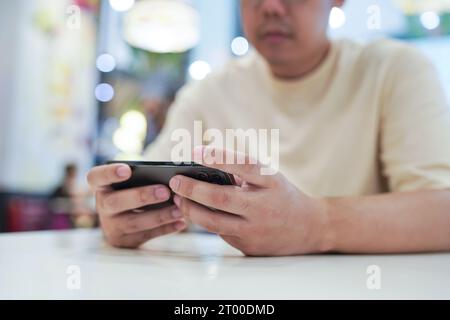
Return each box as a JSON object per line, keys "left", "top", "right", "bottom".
{"left": 168, "top": 146, "right": 332, "bottom": 256}
{"left": 87, "top": 164, "right": 187, "bottom": 248}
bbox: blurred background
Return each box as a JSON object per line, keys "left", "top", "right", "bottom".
{"left": 0, "top": 0, "right": 449, "bottom": 233}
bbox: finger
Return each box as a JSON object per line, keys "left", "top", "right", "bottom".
{"left": 99, "top": 184, "right": 171, "bottom": 216}
{"left": 87, "top": 164, "right": 132, "bottom": 189}
{"left": 234, "top": 175, "right": 244, "bottom": 187}
{"left": 192, "top": 146, "right": 276, "bottom": 187}
{"left": 110, "top": 220, "right": 187, "bottom": 249}
{"left": 174, "top": 195, "right": 244, "bottom": 236}
{"left": 169, "top": 175, "right": 250, "bottom": 216}
{"left": 221, "top": 235, "right": 246, "bottom": 253}
{"left": 114, "top": 205, "right": 185, "bottom": 235}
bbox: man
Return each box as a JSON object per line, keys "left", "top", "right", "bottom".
{"left": 87, "top": 0, "right": 450, "bottom": 255}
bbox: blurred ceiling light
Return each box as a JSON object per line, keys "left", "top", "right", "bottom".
{"left": 123, "top": 0, "right": 200, "bottom": 53}
{"left": 420, "top": 11, "right": 441, "bottom": 30}
{"left": 95, "top": 83, "right": 115, "bottom": 102}
{"left": 113, "top": 110, "right": 147, "bottom": 154}
{"left": 188, "top": 61, "right": 211, "bottom": 81}
{"left": 329, "top": 7, "right": 346, "bottom": 29}
{"left": 114, "top": 153, "right": 145, "bottom": 161}
{"left": 231, "top": 37, "right": 250, "bottom": 56}
{"left": 113, "top": 128, "right": 144, "bottom": 154}
{"left": 393, "top": 0, "right": 450, "bottom": 15}
{"left": 120, "top": 110, "right": 147, "bottom": 136}
{"left": 109, "top": 0, "right": 135, "bottom": 12}
{"left": 96, "top": 54, "right": 116, "bottom": 73}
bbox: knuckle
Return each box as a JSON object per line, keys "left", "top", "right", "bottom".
{"left": 124, "top": 214, "right": 139, "bottom": 233}
{"left": 156, "top": 211, "right": 165, "bottom": 225}
{"left": 156, "top": 210, "right": 171, "bottom": 225}
{"left": 154, "top": 207, "right": 176, "bottom": 226}
{"left": 161, "top": 209, "right": 174, "bottom": 223}
{"left": 86, "top": 170, "right": 95, "bottom": 186}
{"left": 102, "top": 212, "right": 125, "bottom": 235}
{"left": 138, "top": 187, "right": 154, "bottom": 205}
{"left": 236, "top": 195, "right": 250, "bottom": 212}
{"left": 182, "top": 179, "right": 195, "bottom": 198}
{"left": 111, "top": 220, "right": 127, "bottom": 238}
{"left": 205, "top": 214, "right": 220, "bottom": 234}
{"left": 211, "top": 190, "right": 229, "bottom": 207}
{"left": 108, "top": 166, "right": 118, "bottom": 182}
{"left": 179, "top": 198, "right": 190, "bottom": 216}
{"left": 234, "top": 220, "right": 246, "bottom": 236}
{"left": 233, "top": 219, "right": 244, "bottom": 236}
{"left": 163, "top": 223, "right": 177, "bottom": 235}
{"left": 103, "top": 193, "right": 118, "bottom": 213}
{"left": 96, "top": 192, "right": 112, "bottom": 215}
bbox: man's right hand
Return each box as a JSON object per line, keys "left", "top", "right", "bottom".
{"left": 87, "top": 164, "right": 187, "bottom": 248}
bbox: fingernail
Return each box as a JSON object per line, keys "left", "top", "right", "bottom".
{"left": 116, "top": 165, "right": 130, "bottom": 178}
{"left": 173, "top": 195, "right": 181, "bottom": 207}
{"left": 171, "top": 208, "right": 183, "bottom": 219}
{"left": 175, "top": 220, "right": 186, "bottom": 230}
{"left": 170, "top": 178, "right": 180, "bottom": 191}
{"left": 154, "top": 187, "right": 169, "bottom": 200}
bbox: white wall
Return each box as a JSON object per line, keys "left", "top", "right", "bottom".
{"left": 0, "top": 0, "right": 98, "bottom": 193}
{"left": 0, "top": 1, "right": 22, "bottom": 189}
{"left": 190, "top": 0, "right": 237, "bottom": 69}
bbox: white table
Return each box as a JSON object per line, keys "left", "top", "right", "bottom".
{"left": 0, "top": 229, "right": 449, "bottom": 299}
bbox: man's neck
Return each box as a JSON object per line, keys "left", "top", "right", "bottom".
{"left": 269, "top": 41, "right": 331, "bottom": 80}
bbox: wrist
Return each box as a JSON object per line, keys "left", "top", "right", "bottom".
{"left": 315, "top": 197, "right": 337, "bottom": 253}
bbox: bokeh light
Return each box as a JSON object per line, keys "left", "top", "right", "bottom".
{"left": 231, "top": 37, "right": 249, "bottom": 56}
{"left": 109, "top": 0, "right": 135, "bottom": 12}
{"left": 420, "top": 11, "right": 440, "bottom": 30}
{"left": 96, "top": 54, "right": 116, "bottom": 73}
{"left": 188, "top": 60, "right": 211, "bottom": 80}
{"left": 95, "top": 83, "right": 115, "bottom": 102}
{"left": 329, "top": 7, "right": 346, "bottom": 29}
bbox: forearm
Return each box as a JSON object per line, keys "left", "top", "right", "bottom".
{"left": 324, "top": 190, "right": 450, "bottom": 253}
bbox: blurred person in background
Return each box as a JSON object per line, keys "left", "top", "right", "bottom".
{"left": 51, "top": 164, "right": 96, "bottom": 229}
{"left": 140, "top": 73, "right": 179, "bottom": 147}
{"left": 51, "top": 164, "right": 78, "bottom": 200}
{"left": 88, "top": 0, "right": 450, "bottom": 255}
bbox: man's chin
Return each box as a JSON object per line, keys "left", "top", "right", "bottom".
{"left": 259, "top": 50, "right": 292, "bottom": 67}
{"left": 256, "top": 43, "right": 291, "bottom": 59}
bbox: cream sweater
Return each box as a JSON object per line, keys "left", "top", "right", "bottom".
{"left": 144, "top": 39, "right": 450, "bottom": 197}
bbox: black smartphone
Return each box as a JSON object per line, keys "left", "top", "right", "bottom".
{"left": 106, "top": 161, "right": 236, "bottom": 210}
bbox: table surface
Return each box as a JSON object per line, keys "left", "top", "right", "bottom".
{"left": 0, "top": 229, "right": 449, "bottom": 299}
